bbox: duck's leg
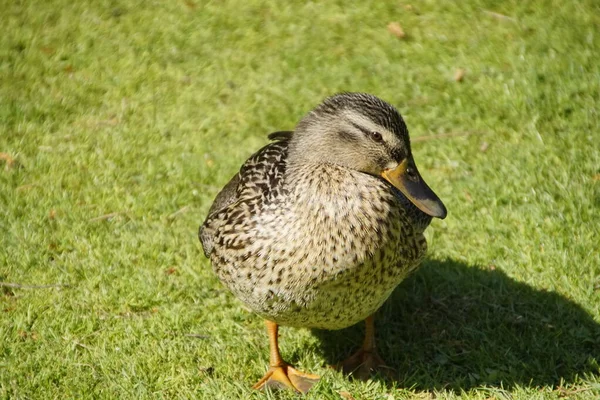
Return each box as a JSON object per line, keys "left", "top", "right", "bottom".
{"left": 252, "top": 320, "right": 320, "bottom": 393}
{"left": 339, "top": 315, "right": 392, "bottom": 380}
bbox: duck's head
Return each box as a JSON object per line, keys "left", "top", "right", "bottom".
{"left": 288, "top": 92, "right": 447, "bottom": 219}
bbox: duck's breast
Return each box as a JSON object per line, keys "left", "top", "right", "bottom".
{"left": 211, "top": 164, "right": 428, "bottom": 329}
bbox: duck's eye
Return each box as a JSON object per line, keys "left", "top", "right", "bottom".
{"left": 371, "top": 131, "right": 383, "bottom": 142}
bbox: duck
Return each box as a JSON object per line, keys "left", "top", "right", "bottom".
{"left": 199, "top": 92, "right": 447, "bottom": 393}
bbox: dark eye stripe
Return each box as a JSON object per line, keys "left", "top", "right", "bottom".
{"left": 348, "top": 121, "right": 397, "bottom": 157}
{"left": 349, "top": 121, "right": 380, "bottom": 139}
{"left": 338, "top": 129, "right": 360, "bottom": 143}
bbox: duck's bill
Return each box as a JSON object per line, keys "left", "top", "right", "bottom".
{"left": 381, "top": 159, "right": 447, "bottom": 219}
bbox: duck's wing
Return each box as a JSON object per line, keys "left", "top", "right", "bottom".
{"left": 199, "top": 133, "right": 291, "bottom": 257}
{"left": 207, "top": 131, "right": 292, "bottom": 216}
{"left": 205, "top": 172, "right": 240, "bottom": 218}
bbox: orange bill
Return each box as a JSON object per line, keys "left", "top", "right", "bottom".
{"left": 381, "top": 159, "right": 447, "bottom": 219}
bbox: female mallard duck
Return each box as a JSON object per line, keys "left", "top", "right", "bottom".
{"left": 199, "top": 93, "right": 446, "bottom": 393}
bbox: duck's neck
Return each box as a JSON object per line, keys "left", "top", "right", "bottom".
{"left": 284, "top": 160, "right": 433, "bottom": 234}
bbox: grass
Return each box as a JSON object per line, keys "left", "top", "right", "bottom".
{"left": 1, "top": 0, "right": 599, "bottom": 398}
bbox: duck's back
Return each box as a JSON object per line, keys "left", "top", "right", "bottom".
{"left": 199, "top": 133, "right": 291, "bottom": 257}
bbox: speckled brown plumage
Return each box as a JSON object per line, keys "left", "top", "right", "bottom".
{"left": 199, "top": 92, "right": 446, "bottom": 392}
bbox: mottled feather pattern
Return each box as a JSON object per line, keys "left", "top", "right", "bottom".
{"left": 199, "top": 139, "right": 289, "bottom": 257}
{"left": 201, "top": 137, "right": 429, "bottom": 330}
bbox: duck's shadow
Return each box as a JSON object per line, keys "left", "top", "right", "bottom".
{"left": 312, "top": 259, "right": 600, "bottom": 390}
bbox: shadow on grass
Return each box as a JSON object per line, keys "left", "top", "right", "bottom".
{"left": 312, "top": 259, "right": 600, "bottom": 390}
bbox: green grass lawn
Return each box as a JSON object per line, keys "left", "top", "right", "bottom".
{"left": 1, "top": 0, "right": 599, "bottom": 398}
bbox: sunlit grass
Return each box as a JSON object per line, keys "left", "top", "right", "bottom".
{"left": 1, "top": 0, "right": 599, "bottom": 398}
